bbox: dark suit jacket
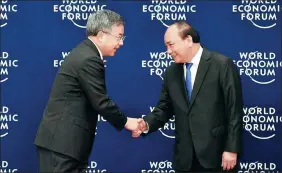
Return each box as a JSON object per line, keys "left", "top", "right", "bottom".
{"left": 143, "top": 48, "right": 243, "bottom": 171}
{"left": 34, "top": 39, "right": 127, "bottom": 162}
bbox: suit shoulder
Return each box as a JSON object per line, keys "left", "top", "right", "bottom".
{"left": 210, "top": 51, "right": 233, "bottom": 65}
{"left": 64, "top": 41, "right": 102, "bottom": 69}
{"left": 71, "top": 41, "right": 99, "bottom": 60}
{"left": 166, "top": 62, "right": 178, "bottom": 73}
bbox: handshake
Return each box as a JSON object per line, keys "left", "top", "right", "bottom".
{"left": 124, "top": 117, "right": 148, "bottom": 138}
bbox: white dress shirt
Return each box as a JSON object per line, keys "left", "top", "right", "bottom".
{"left": 183, "top": 46, "right": 203, "bottom": 87}
{"left": 143, "top": 46, "right": 203, "bottom": 133}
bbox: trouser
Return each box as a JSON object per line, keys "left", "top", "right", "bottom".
{"left": 36, "top": 146, "right": 88, "bottom": 173}
{"left": 176, "top": 147, "right": 238, "bottom": 173}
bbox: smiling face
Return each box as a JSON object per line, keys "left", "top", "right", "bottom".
{"left": 164, "top": 25, "right": 193, "bottom": 63}
{"left": 99, "top": 24, "right": 125, "bottom": 56}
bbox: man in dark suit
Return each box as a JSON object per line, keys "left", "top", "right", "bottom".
{"left": 134, "top": 21, "right": 243, "bottom": 172}
{"left": 34, "top": 10, "right": 139, "bottom": 172}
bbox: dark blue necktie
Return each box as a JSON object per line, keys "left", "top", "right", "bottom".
{"left": 185, "top": 63, "right": 193, "bottom": 100}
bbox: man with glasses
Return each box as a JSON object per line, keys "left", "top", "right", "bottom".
{"left": 34, "top": 9, "right": 138, "bottom": 172}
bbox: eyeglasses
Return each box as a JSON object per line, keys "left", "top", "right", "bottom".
{"left": 102, "top": 31, "right": 126, "bottom": 42}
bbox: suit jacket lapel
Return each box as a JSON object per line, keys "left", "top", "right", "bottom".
{"left": 188, "top": 48, "right": 211, "bottom": 113}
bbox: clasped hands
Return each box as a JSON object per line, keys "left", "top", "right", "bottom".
{"left": 125, "top": 117, "right": 147, "bottom": 137}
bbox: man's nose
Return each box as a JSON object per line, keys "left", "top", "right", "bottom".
{"left": 119, "top": 40, "right": 124, "bottom": 46}
{"left": 167, "top": 49, "right": 172, "bottom": 55}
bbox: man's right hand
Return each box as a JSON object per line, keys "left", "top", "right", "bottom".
{"left": 124, "top": 117, "right": 140, "bottom": 131}
{"left": 132, "top": 118, "right": 148, "bottom": 138}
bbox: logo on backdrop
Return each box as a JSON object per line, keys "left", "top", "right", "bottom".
{"left": 0, "top": 106, "right": 19, "bottom": 138}
{"left": 141, "top": 51, "right": 174, "bottom": 80}
{"left": 86, "top": 161, "right": 106, "bottom": 173}
{"left": 54, "top": 52, "right": 69, "bottom": 68}
{"left": 54, "top": 51, "right": 106, "bottom": 68}
{"left": 0, "top": 0, "right": 18, "bottom": 28}
{"left": 53, "top": 0, "right": 107, "bottom": 28}
{"left": 239, "top": 161, "right": 278, "bottom": 173}
{"left": 142, "top": 106, "right": 175, "bottom": 138}
{"left": 232, "top": 0, "right": 281, "bottom": 29}
{"left": 95, "top": 114, "right": 107, "bottom": 136}
{"left": 0, "top": 160, "right": 18, "bottom": 172}
{"left": 233, "top": 51, "right": 281, "bottom": 84}
{"left": 141, "top": 160, "right": 174, "bottom": 173}
{"left": 0, "top": 51, "right": 19, "bottom": 83}
{"left": 243, "top": 106, "right": 281, "bottom": 140}
{"left": 142, "top": 0, "right": 197, "bottom": 27}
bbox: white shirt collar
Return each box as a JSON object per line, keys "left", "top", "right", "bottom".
{"left": 189, "top": 46, "right": 203, "bottom": 65}
{"left": 88, "top": 37, "right": 103, "bottom": 60}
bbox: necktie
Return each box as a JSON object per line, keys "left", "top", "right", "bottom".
{"left": 185, "top": 63, "right": 193, "bottom": 100}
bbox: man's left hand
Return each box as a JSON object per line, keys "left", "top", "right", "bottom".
{"left": 222, "top": 152, "right": 237, "bottom": 171}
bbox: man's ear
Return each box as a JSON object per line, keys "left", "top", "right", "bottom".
{"left": 96, "top": 31, "right": 105, "bottom": 41}
{"left": 186, "top": 35, "right": 193, "bottom": 42}
{"left": 185, "top": 35, "right": 193, "bottom": 47}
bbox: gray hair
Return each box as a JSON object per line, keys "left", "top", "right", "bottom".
{"left": 86, "top": 9, "right": 125, "bottom": 36}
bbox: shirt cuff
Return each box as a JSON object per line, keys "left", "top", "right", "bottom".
{"left": 143, "top": 122, "right": 149, "bottom": 133}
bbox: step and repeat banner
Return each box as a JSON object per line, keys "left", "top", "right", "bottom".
{"left": 1, "top": 0, "right": 281, "bottom": 172}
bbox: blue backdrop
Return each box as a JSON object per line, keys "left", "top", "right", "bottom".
{"left": 1, "top": 0, "right": 281, "bottom": 172}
